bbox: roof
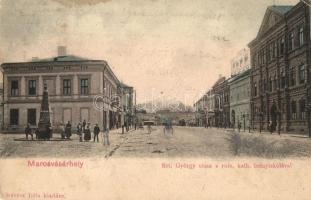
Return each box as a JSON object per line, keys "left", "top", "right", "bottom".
{"left": 228, "top": 69, "right": 250, "bottom": 84}
{"left": 33, "top": 55, "right": 96, "bottom": 62}
{"left": 249, "top": 4, "right": 294, "bottom": 47}
{"left": 269, "top": 5, "right": 293, "bottom": 15}
{"left": 119, "top": 82, "right": 133, "bottom": 88}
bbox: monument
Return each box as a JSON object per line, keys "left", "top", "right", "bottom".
{"left": 37, "top": 83, "right": 52, "bottom": 140}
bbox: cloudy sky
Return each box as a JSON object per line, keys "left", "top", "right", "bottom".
{"left": 0, "top": 0, "right": 299, "bottom": 104}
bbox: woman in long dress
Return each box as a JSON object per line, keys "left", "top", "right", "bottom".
{"left": 84, "top": 124, "right": 91, "bottom": 141}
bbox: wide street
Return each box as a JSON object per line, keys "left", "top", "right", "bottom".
{"left": 1, "top": 126, "right": 311, "bottom": 158}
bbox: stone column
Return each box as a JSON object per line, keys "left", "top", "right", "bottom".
{"left": 56, "top": 75, "right": 61, "bottom": 98}
{"left": 38, "top": 76, "right": 43, "bottom": 97}
{"left": 21, "top": 76, "right": 25, "bottom": 99}
{"left": 73, "top": 75, "right": 78, "bottom": 99}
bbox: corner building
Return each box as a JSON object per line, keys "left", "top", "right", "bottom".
{"left": 1, "top": 55, "right": 122, "bottom": 132}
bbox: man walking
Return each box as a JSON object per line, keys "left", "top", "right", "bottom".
{"left": 77, "top": 122, "right": 83, "bottom": 142}
{"left": 25, "top": 123, "right": 33, "bottom": 140}
{"left": 93, "top": 123, "right": 100, "bottom": 142}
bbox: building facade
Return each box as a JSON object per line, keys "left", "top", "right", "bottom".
{"left": 1, "top": 53, "right": 127, "bottom": 132}
{"left": 231, "top": 48, "right": 251, "bottom": 77}
{"left": 249, "top": 3, "right": 311, "bottom": 134}
{"left": 228, "top": 69, "right": 251, "bottom": 130}
{"left": 205, "top": 89, "right": 215, "bottom": 127}
{"left": 194, "top": 96, "right": 206, "bottom": 126}
{"left": 119, "top": 82, "right": 135, "bottom": 130}
{"left": 212, "top": 76, "right": 230, "bottom": 128}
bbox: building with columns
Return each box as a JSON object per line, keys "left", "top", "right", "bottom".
{"left": 1, "top": 52, "right": 129, "bottom": 132}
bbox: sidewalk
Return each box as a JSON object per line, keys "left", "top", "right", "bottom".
{"left": 224, "top": 127, "right": 311, "bottom": 143}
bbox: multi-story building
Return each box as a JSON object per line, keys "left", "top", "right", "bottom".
{"left": 228, "top": 69, "right": 251, "bottom": 130}
{"left": 249, "top": 2, "right": 311, "bottom": 134}
{"left": 1, "top": 48, "right": 126, "bottom": 132}
{"left": 193, "top": 96, "right": 206, "bottom": 126}
{"left": 119, "top": 82, "right": 134, "bottom": 130}
{"left": 205, "top": 89, "right": 215, "bottom": 127}
{"left": 231, "top": 48, "right": 251, "bottom": 77}
{"left": 212, "top": 76, "right": 230, "bottom": 128}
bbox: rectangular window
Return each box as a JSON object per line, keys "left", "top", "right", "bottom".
{"left": 273, "top": 75, "right": 277, "bottom": 90}
{"left": 27, "top": 109, "right": 36, "bottom": 125}
{"left": 273, "top": 42, "right": 277, "bottom": 58}
{"left": 254, "top": 83, "right": 257, "bottom": 96}
{"left": 80, "top": 79, "right": 89, "bottom": 95}
{"left": 291, "top": 101, "right": 297, "bottom": 120}
{"left": 299, "top": 65, "right": 305, "bottom": 84}
{"left": 11, "top": 80, "right": 19, "bottom": 96}
{"left": 28, "top": 80, "right": 36, "bottom": 95}
{"left": 269, "top": 77, "right": 273, "bottom": 92}
{"left": 281, "top": 69, "right": 285, "bottom": 89}
{"left": 300, "top": 99, "right": 306, "bottom": 120}
{"left": 63, "top": 79, "right": 71, "bottom": 95}
{"left": 299, "top": 27, "right": 304, "bottom": 46}
{"left": 290, "top": 68, "right": 296, "bottom": 86}
{"left": 10, "top": 109, "right": 19, "bottom": 125}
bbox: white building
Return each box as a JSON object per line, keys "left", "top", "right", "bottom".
{"left": 1, "top": 49, "right": 130, "bottom": 132}
{"left": 230, "top": 48, "right": 250, "bottom": 77}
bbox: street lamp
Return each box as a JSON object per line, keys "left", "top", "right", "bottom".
{"left": 242, "top": 114, "right": 245, "bottom": 132}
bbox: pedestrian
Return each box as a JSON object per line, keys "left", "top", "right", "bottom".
{"left": 25, "top": 123, "right": 33, "bottom": 140}
{"left": 269, "top": 120, "right": 273, "bottom": 134}
{"left": 60, "top": 123, "right": 65, "bottom": 139}
{"left": 46, "top": 124, "right": 52, "bottom": 139}
{"left": 238, "top": 122, "right": 242, "bottom": 132}
{"left": 65, "top": 121, "right": 72, "bottom": 139}
{"left": 35, "top": 128, "right": 39, "bottom": 139}
{"left": 103, "top": 127, "right": 110, "bottom": 146}
{"left": 93, "top": 123, "right": 100, "bottom": 142}
{"left": 84, "top": 123, "right": 91, "bottom": 141}
{"left": 82, "top": 120, "right": 86, "bottom": 133}
{"left": 77, "top": 122, "right": 83, "bottom": 142}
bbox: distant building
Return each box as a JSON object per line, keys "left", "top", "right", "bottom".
{"left": 212, "top": 76, "right": 230, "bottom": 128}
{"left": 194, "top": 96, "right": 206, "bottom": 126}
{"left": 228, "top": 69, "right": 251, "bottom": 130}
{"left": 119, "top": 82, "right": 135, "bottom": 129}
{"left": 1, "top": 48, "right": 132, "bottom": 132}
{"left": 205, "top": 89, "right": 215, "bottom": 127}
{"left": 231, "top": 48, "right": 250, "bottom": 77}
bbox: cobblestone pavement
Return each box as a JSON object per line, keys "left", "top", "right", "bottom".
{"left": 1, "top": 127, "right": 311, "bottom": 158}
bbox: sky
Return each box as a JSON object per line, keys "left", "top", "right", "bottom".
{"left": 0, "top": 0, "right": 300, "bottom": 105}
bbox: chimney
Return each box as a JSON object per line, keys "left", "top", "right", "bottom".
{"left": 57, "top": 46, "right": 67, "bottom": 57}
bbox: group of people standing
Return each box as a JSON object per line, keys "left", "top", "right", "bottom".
{"left": 59, "top": 120, "right": 110, "bottom": 145}
{"left": 24, "top": 120, "right": 110, "bottom": 145}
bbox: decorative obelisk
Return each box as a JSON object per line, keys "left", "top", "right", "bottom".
{"left": 37, "top": 82, "right": 52, "bottom": 140}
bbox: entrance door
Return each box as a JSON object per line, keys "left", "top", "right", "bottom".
{"left": 270, "top": 104, "right": 277, "bottom": 131}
